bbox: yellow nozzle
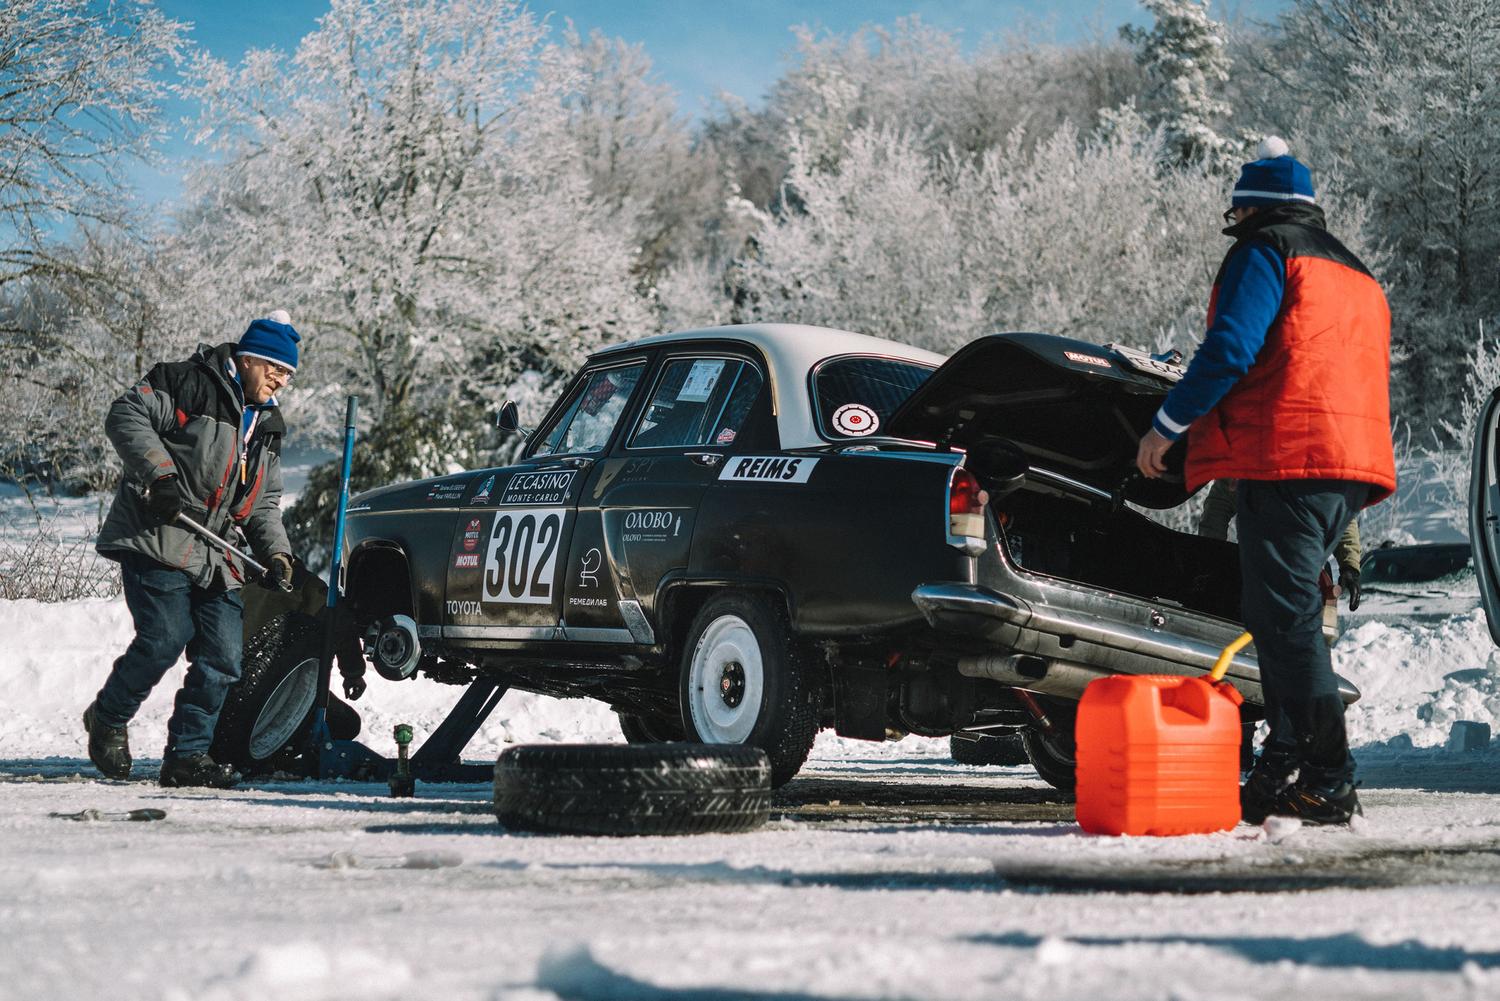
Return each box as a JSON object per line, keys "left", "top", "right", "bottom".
{"left": 1209, "top": 631, "right": 1253, "bottom": 683}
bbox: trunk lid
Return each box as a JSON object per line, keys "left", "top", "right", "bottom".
{"left": 886, "top": 332, "right": 1193, "bottom": 508}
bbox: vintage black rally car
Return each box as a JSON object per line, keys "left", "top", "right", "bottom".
{"left": 338, "top": 324, "right": 1357, "bottom": 787}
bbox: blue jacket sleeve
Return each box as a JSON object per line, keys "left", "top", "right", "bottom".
{"left": 1151, "top": 242, "right": 1286, "bottom": 441}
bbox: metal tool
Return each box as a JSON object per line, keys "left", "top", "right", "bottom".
{"left": 174, "top": 513, "right": 290, "bottom": 592}
{"left": 389, "top": 723, "right": 415, "bottom": 797}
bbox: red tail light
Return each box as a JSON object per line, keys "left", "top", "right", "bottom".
{"left": 948, "top": 468, "right": 989, "bottom": 553}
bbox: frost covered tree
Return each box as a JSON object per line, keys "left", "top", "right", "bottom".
{"left": 1121, "top": 0, "right": 1234, "bottom": 166}
{"left": 0, "top": 0, "right": 187, "bottom": 287}
{"left": 178, "top": 0, "right": 649, "bottom": 441}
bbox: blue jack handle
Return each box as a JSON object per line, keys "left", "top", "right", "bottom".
{"left": 311, "top": 396, "right": 358, "bottom": 759}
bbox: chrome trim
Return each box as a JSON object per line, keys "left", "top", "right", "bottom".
{"left": 441, "top": 624, "right": 559, "bottom": 640}
{"left": 1023, "top": 466, "right": 1112, "bottom": 502}
{"left": 561, "top": 626, "right": 637, "bottom": 643}
{"left": 617, "top": 599, "right": 657, "bottom": 645}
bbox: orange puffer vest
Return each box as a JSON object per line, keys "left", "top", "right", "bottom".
{"left": 1185, "top": 206, "right": 1396, "bottom": 506}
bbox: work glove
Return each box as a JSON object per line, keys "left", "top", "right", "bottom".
{"left": 342, "top": 672, "right": 368, "bottom": 701}
{"left": 1338, "top": 564, "right": 1361, "bottom": 612}
{"left": 267, "top": 552, "right": 295, "bottom": 592}
{"left": 145, "top": 475, "right": 185, "bottom": 526}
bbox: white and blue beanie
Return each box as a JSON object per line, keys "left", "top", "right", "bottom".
{"left": 1231, "top": 136, "right": 1315, "bottom": 209}
{"left": 235, "top": 309, "right": 300, "bottom": 372}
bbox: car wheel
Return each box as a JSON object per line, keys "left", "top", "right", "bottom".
{"left": 211, "top": 611, "right": 323, "bottom": 773}
{"left": 950, "top": 731, "right": 1030, "bottom": 767}
{"left": 493, "top": 743, "right": 772, "bottom": 836}
{"left": 617, "top": 711, "right": 684, "bottom": 744}
{"left": 1020, "top": 714, "right": 1077, "bottom": 795}
{"left": 679, "top": 593, "right": 819, "bottom": 787}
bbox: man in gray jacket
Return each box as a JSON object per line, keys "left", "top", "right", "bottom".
{"left": 83, "top": 311, "right": 301, "bottom": 788}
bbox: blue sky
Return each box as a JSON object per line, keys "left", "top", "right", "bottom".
{"left": 137, "top": 0, "right": 1285, "bottom": 204}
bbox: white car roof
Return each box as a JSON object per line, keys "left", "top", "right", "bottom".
{"left": 593, "top": 323, "right": 948, "bottom": 449}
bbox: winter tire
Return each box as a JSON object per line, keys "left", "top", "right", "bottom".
{"left": 493, "top": 743, "right": 772, "bottom": 836}
{"left": 211, "top": 611, "right": 322, "bottom": 773}
{"left": 950, "top": 731, "right": 1030, "bottom": 767}
{"left": 1021, "top": 711, "right": 1078, "bottom": 795}
{"left": 617, "top": 711, "right": 684, "bottom": 745}
{"left": 679, "top": 593, "right": 819, "bottom": 787}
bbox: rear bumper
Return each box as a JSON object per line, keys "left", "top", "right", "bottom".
{"left": 911, "top": 582, "right": 1361, "bottom": 707}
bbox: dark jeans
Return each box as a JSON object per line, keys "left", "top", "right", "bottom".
{"left": 1236, "top": 479, "right": 1368, "bottom": 785}
{"left": 95, "top": 554, "right": 244, "bottom": 757}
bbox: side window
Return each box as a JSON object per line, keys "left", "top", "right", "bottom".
{"left": 533, "top": 363, "right": 645, "bottom": 457}
{"left": 813, "top": 356, "right": 934, "bottom": 439}
{"left": 629, "top": 358, "right": 764, "bottom": 449}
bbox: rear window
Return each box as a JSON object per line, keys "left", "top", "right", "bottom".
{"left": 812, "top": 356, "right": 935, "bottom": 439}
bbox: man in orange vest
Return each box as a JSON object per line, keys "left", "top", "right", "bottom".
{"left": 1136, "top": 138, "right": 1395, "bottom": 826}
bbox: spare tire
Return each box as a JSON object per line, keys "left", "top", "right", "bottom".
{"left": 211, "top": 611, "right": 322, "bottom": 773}
{"left": 494, "top": 743, "right": 772, "bottom": 836}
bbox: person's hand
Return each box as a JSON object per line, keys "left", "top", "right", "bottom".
{"left": 342, "top": 673, "right": 367, "bottom": 701}
{"left": 268, "top": 552, "right": 295, "bottom": 592}
{"left": 1338, "top": 564, "right": 1361, "bottom": 611}
{"left": 145, "top": 475, "right": 185, "bottom": 526}
{"left": 1135, "top": 428, "right": 1173, "bottom": 479}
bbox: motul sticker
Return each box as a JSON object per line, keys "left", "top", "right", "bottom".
{"left": 462, "top": 517, "right": 482, "bottom": 552}
{"left": 454, "top": 553, "right": 480, "bottom": 569}
{"left": 718, "top": 456, "right": 819, "bottom": 483}
{"left": 832, "top": 403, "right": 878, "bottom": 436}
{"left": 1064, "top": 350, "right": 1112, "bottom": 369}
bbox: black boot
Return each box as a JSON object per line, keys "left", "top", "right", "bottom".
{"left": 159, "top": 752, "right": 241, "bottom": 789}
{"left": 1240, "top": 751, "right": 1297, "bottom": 825}
{"left": 82, "top": 703, "right": 132, "bottom": 780}
{"left": 1272, "top": 777, "right": 1362, "bottom": 826}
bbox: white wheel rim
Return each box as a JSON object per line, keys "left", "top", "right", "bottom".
{"left": 248, "top": 657, "right": 319, "bottom": 760}
{"left": 687, "top": 614, "right": 764, "bottom": 744}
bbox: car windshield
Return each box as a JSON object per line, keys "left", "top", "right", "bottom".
{"left": 813, "top": 356, "right": 935, "bottom": 440}
{"left": 533, "top": 362, "right": 645, "bottom": 456}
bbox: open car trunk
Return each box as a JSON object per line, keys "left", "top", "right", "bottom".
{"left": 889, "top": 332, "right": 1241, "bottom": 621}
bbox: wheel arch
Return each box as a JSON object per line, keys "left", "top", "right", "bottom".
{"left": 345, "top": 541, "right": 418, "bottom": 625}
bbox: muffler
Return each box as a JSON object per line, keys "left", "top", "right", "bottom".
{"left": 957, "top": 653, "right": 1109, "bottom": 699}
{"left": 367, "top": 614, "right": 421, "bottom": 681}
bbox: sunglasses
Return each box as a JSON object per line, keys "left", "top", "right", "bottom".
{"left": 1222, "top": 206, "right": 1239, "bottom": 224}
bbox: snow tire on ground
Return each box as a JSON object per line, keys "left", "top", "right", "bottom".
{"left": 493, "top": 743, "right": 773, "bottom": 836}
{"left": 679, "top": 593, "right": 819, "bottom": 787}
{"left": 211, "top": 611, "right": 323, "bottom": 773}
{"left": 1020, "top": 713, "right": 1078, "bottom": 795}
{"left": 950, "top": 731, "right": 1030, "bottom": 767}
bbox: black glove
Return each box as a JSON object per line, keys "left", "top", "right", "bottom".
{"left": 342, "top": 673, "right": 368, "bottom": 701}
{"left": 267, "top": 552, "right": 294, "bottom": 592}
{"left": 1338, "top": 564, "right": 1361, "bottom": 611}
{"left": 145, "top": 475, "right": 185, "bottom": 526}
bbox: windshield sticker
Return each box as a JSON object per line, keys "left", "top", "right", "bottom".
{"left": 678, "top": 359, "right": 726, "bottom": 403}
{"left": 462, "top": 518, "right": 483, "bottom": 552}
{"left": 500, "top": 470, "right": 575, "bottom": 505}
{"left": 832, "top": 403, "right": 879, "bottom": 436}
{"left": 470, "top": 474, "right": 496, "bottom": 505}
{"left": 716, "top": 427, "right": 736, "bottom": 445}
{"left": 482, "top": 508, "right": 564, "bottom": 605}
{"left": 1064, "top": 350, "right": 1112, "bottom": 369}
{"left": 578, "top": 548, "right": 601, "bottom": 587}
{"left": 718, "top": 456, "right": 819, "bottom": 483}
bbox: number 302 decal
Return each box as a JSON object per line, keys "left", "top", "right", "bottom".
{"left": 482, "top": 508, "right": 564, "bottom": 605}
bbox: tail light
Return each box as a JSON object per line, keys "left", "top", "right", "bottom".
{"left": 947, "top": 467, "right": 989, "bottom": 555}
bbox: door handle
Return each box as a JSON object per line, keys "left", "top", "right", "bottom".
{"left": 689, "top": 453, "right": 724, "bottom": 467}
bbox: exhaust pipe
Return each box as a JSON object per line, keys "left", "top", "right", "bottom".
{"left": 957, "top": 653, "right": 1109, "bottom": 699}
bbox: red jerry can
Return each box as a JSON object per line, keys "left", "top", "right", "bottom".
{"left": 1074, "top": 633, "right": 1250, "bottom": 836}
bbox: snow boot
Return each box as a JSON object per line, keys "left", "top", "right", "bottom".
{"left": 159, "top": 752, "right": 241, "bottom": 789}
{"left": 1272, "top": 777, "right": 1362, "bottom": 826}
{"left": 82, "top": 703, "right": 132, "bottom": 780}
{"left": 1239, "top": 751, "right": 1296, "bottom": 825}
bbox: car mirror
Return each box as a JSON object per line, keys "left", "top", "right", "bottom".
{"left": 496, "top": 400, "right": 531, "bottom": 438}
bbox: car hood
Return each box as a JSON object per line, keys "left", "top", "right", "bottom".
{"left": 886, "top": 332, "right": 1193, "bottom": 509}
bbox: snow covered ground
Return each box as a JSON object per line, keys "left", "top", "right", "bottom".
{"left": 4, "top": 592, "right": 1500, "bottom": 1001}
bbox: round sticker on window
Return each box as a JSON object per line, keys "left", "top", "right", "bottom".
{"left": 832, "top": 403, "right": 879, "bottom": 436}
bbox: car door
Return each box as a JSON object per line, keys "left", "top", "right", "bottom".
{"left": 563, "top": 351, "right": 769, "bottom": 640}
{"left": 1471, "top": 385, "right": 1500, "bottom": 645}
{"left": 442, "top": 359, "right": 648, "bottom": 642}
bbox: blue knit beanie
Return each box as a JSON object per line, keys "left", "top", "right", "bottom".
{"left": 1231, "top": 137, "right": 1315, "bottom": 208}
{"left": 236, "top": 309, "right": 300, "bottom": 372}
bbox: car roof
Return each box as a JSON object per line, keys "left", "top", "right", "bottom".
{"left": 590, "top": 323, "right": 948, "bottom": 449}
